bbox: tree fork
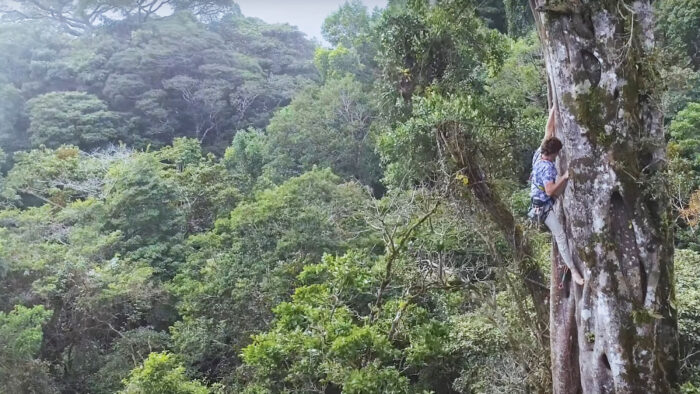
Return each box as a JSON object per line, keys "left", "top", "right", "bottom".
{"left": 528, "top": 1, "right": 679, "bottom": 392}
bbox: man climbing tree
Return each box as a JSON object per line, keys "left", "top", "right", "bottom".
{"left": 530, "top": 106, "right": 584, "bottom": 286}
{"left": 528, "top": 1, "right": 679, "bottom": 392}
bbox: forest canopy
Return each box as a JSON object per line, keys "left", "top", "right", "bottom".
{"left": 0, "top": 0, "right": 699, "bottom": 393}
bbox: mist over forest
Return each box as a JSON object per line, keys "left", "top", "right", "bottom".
{"left": 0, "top": 1, "right": 699, "bottom": 393}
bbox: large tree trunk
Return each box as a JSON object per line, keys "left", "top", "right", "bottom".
{"left": 528, "top": 1, "right": 679, "bottom": 392}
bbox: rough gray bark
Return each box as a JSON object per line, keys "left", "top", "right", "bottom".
{"left": 529, "top": 1, "right": 679, "bottom": 392}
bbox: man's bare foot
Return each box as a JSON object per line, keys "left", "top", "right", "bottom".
{"left": 572, "top": 271, "right": 584, "bottom": 285}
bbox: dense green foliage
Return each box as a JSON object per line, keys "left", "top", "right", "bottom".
{"left": 121, "top": 352, "right": 210, "bottom": 394}
{"left": 26, "top": 92, "right": 122, "bottom": 149}
{"left": 0, "top": 305, "right": 55, "bottom": 393}
{"left": 0, "top": 0, "right": 698, "bottom": 392}
{"left": 171, "top": 168, "right": 380, "bottom": 381}
{"left": 656, "top": 0, "right": 700, "bottom": 68}
{"left": 676, "top": 249, "right": 700, "bottom": 391}
{"left": 0, "top": 9, "right": 316, "bottom": 154}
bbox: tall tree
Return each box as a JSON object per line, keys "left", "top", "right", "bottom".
{"left": 528, "top": 1, "right": 678, "bottom": 392}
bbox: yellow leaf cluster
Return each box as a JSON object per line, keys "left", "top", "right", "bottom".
{"left": 455, "top": 173, "right": 469, "bottom": 186}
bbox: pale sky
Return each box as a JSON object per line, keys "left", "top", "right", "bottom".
{"left": 235, "top": 0, "right": 388, "bottom": 44}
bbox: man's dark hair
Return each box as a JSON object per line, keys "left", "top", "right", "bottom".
{"left": 541, "top": 137, "right": 563, "bottom": 156}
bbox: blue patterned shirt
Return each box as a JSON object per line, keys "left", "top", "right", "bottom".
{"left": 530, "top": 147, "right": 557, "bottom": 203}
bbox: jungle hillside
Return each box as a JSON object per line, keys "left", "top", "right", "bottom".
{"left": 0, "top": 0, "right": 699, "bottom": 393}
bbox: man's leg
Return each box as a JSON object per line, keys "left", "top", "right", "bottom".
{"left": 544, "top": 211, "right": 584, "bottom": 285}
